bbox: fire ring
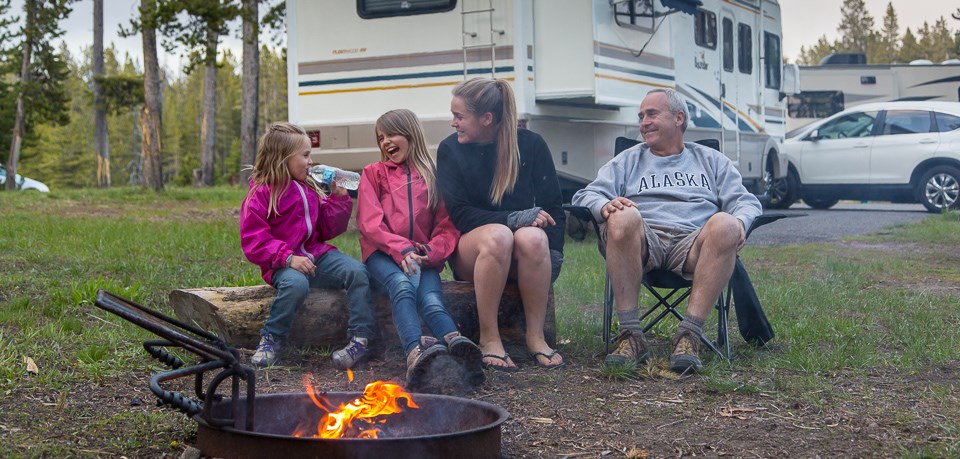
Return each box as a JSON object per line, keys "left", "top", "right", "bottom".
{"left": 196, "top": 392, "right": 509, "bottom": 459}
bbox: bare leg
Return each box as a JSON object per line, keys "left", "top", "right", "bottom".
{"left": 451, "top": 224, "right": 516, "bottom": 369}
{"left": 683, "top": 213, "right": 741, "bottom": 320}
{"left": 511, "top": 227, "right": 563, "bottom": 366}
{"left": 604, "top": 208, "right": 648, "bottom": 316}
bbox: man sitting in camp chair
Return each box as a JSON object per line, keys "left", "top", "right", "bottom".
{"left": 571, "top": 88, "right": 762, "bottom": 373}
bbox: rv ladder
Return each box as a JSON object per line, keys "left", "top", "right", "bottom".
{"left": 461, "top": 0, "right": 503, "bottom": 78}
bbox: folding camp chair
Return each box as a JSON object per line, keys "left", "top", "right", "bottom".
{"left": 565, "top": 137, "right": 797, "bottom": 360}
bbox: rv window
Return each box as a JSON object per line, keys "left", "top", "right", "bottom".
{"left": 738, "top": 24, "right": 752, "bottom": 74}
{"left": 763, "top": 32, "right": 781, "bottom": 89}
{"left": 881, "top": 110, "right": 932, "bottom": 135}
{"left": 722, "top": 18, "right": 733, "bottom": 72}
{"left": 614, "top": 0, "right": 656, "bottom": 31}
{"left": 694, "top": 10, "right": 717, "bottom": 49}
{"left": 787, "top": 91, "right": 844, "bottom": 119}
{"left": 357, "top": 0, "right": 456, "bottom": 19}
{"left": 935, "top": 112, "right": 960, "bottom": 132}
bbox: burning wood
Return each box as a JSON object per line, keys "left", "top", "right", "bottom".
{"left": 294, "top": 374, "right": 419, "bottom": 439}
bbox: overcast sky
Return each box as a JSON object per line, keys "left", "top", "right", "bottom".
{"left": 16, "top": 0, "right": 960, "bottom": 70}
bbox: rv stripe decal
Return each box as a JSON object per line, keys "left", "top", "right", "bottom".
{"left": 595, "top": 73, "right": 674, "bottom": 89}
{"left": 298, "top": 67, "right": 515, "bottom": 88}
{"left": 298, "top": 47, "right": 515, "bottom": 75}
{"left": 298, "top": 77, "right": 516, "bottom": 97}
{"left": 910, "top": 75, "right": 960, "bottom": 88}
{"left": 686, "top": 85, "right": 759, "bottom": 133}
{"left": 594, "top": 62, "right": 675, "bottom": 82}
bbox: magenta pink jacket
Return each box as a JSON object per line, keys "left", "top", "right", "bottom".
{"left": 240, "top": 180, "right": 353, "bottom": 284}
{"left": 357, "top": 161, "right": 458, "bottom": 270}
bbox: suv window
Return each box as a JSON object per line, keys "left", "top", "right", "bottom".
{"left": 357, "top": 0, "right": 456, "bottom": 19}
{"left": 935, "top": 112, "right": 960, "bottom": 132}
{"left": 881, "top": 110, "right": 932, "bottom": 135}
{"left": 815, "top": 111, "right": 878, "bottom": 139}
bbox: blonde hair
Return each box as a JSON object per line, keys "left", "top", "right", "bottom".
{"left": 375, "top": 109, "right": 441, "bottom": 210}
{"left": 452, "top": 77, "right": 519, "bottom": 206}
{"left": 244, "top": 122, "right": 324, "bottom": 218}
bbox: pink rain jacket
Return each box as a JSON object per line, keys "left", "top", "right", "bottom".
{"left": 357, "top": 161, "right": 458, "bottom": 270}
{"left": 240, "top": 180, "right": 353, "bottom": 284}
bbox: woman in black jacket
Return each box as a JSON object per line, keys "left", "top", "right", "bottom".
{"left": 437, "top": 77, "right": 565, "bottom": 370}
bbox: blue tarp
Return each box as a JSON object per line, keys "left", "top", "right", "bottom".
{"left": 660, "top": 0, "right": 702, "bottom": 15}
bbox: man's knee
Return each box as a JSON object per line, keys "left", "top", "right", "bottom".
{"left": 704, "top": 213, "right": 741, "bottom": 248}
{"left": 605, "top": 207, "right": 644, "bottom": 243}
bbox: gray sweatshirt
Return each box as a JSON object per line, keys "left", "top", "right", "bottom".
{"left": 571, "top": 142, "right": 762, "bottom": 232}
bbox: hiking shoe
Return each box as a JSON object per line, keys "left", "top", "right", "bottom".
{"left": 332, "top": 337, "right": 370, "bottom": 370}
{"left": 251, "top": 333, "right": 281, "bottom": 367}
{"left": 604, "top": 329, "right": 650, "bottom": 366}
{"left": 406, "top": 336, "right": 447, "bottom": 387}
{"left": 443, "top": 331, "right": 485, "bottom": 387}
{"left": 669, "top": 330, "right": 704, "bottom": 374}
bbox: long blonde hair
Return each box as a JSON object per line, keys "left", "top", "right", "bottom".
{"left": 245, "top": 122, "right": 324, "bottom": 217}
{"left": 375, "top": 109, "right": 441, "bottom": 210}
{"left": 452, "top": 77, "right": 519, "bottom": 206}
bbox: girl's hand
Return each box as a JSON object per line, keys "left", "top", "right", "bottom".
{"left": 329, "top": 180, "right": 348, "bottom": 196}
{"left": 414, "top": 242, "right": 431, "bottom": 263}
{"left": 401, "top": 252, "right": 424, "bottom": 276}
{"left": 289, "top": 255, "right": 316, "bottom": 276}
{"left": 531, "top": 209, "right": 556, "bottom": 228}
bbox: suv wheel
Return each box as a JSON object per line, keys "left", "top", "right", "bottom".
{"left": 916, "top": 165, "right": 960, "bottom": 213}
{"left": 803, "top": 195, "right": 839, "bottom": 210}
{"left": 767, "top": 170, "right": 799, "bottom": 209}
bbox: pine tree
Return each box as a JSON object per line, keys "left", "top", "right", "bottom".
{"left": 899, "top": 27, "right": 924, "bottom": 63}
{"left": 872, "top": 2, "right": 900, "bottom": 64}
{"left": 798, "top": 36, "right": 837, "bottom": 65}
{"left": 927, "top": 17, "right": 957, "bottom": 62}
{"left": 837, "top": 0, "right": 876, "bottom": 55}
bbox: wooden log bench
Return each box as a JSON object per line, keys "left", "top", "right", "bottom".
{"left": 169, "top": 282, "right": 555, "bottom": 350}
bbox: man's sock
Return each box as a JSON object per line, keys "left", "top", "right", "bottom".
{"left": 678, "top": 314, "right": 706, "bottom": 337}
{"left": 616, "top": 308, "right": 643, "bottom": 334}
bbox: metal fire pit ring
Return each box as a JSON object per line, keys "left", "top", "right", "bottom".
{"left": 195, "top": 392, "right": 509, "bottom": 459}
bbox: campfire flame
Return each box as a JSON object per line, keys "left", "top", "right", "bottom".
{"left": 346, "top": 368, "right": 354, "bottom": 382}
{"left": 295, "top": 374, "right": 419, "bottom": 439}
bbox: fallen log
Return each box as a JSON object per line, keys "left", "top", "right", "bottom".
{"left": 169, "top": 282, "right": 555, "bottom": 350}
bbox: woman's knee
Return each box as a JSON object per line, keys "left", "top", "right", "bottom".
{"left": 513, "top": 227, "right": 549, "bottom": 259}
{"left": 475, "top": 225, "right": 515, "bottom": 260}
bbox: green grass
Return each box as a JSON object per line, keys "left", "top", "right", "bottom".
{"left": 1, "top": 189, "right": 959, "bottom": 455}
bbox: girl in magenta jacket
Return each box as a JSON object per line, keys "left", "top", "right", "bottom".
{"left": 357, "top": 109, "right": 483, "bottom": 388}
{"left": 240, "top": 122, "right": 376, "bottom": 369}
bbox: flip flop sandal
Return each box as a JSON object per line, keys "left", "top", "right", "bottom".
{"left": 481, "top": 353, "right": 520, "bottom": 372}
{"left": 530, "top": 351, "right": 566, "bottom": 369}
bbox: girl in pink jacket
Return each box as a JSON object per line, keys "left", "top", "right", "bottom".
{"left": 240, "top": 122, "right": 376, "bottom": 369}
{"left": 358, "top": 109, "right": 483, "bottom": 388}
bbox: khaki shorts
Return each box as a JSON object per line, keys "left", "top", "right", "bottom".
{"left": 600, "top": 220, "right": 701, "bottom": 280}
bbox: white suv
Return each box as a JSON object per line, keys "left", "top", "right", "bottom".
{"left": 771, "top": 101, "right": 960, "bottom": 212}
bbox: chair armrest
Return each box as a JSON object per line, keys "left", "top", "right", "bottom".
{"left": 746, "top": 212, "right": 807, "bottom": 239}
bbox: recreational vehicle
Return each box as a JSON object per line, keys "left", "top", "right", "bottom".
{"left": 286, "top": 0, "right": 799, "bottom": 200}
{"left": 787, "top": 57, "right": 960, "bottom": 132}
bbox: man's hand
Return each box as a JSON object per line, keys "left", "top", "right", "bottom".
{"left": 600, "top": 197, "right": 636, "bottom": 220}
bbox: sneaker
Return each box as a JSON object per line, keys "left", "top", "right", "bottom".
{"left": 251, "top": 334, "right": 281, "bottom": 367}
{"left": 669, "top": 330, "right": 704, "bottom": 374}
{"left": 604, "top": 329, "right": 650, "bottom": 366}
{"left": 443, "top": 332, "right": 485, "bottom": 387}
{"left": 332, "top": 337, "right": 370, "bottom": 370}
{"left": 406, "top": 336, "right": 447, "bottom": 387}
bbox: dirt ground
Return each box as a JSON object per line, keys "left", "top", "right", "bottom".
{"left": 3, "top": 335, "right": 958, "bottom": 459}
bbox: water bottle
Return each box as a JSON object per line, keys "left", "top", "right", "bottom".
{"left": 309, "top": 165, "right": 361, "bottom": 190}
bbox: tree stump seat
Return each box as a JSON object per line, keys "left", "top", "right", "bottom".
{"left": 169, "top": 282, "right": 555, "bottom": 350}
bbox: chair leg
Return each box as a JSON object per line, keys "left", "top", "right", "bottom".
{"left": 602, "top": 274, "right": 614, "bottom": 355}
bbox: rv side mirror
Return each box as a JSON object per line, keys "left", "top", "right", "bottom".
{"left": 782, "top": 63, "right": 800, "bottom": 96}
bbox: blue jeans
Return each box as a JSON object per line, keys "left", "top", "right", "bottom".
{"left": 365, "top": 251, "right": 456, "bottom": 354}
{"left": 262, "top": 250, "right": 377, "bottom": 341}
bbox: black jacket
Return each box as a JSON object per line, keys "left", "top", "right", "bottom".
{"left": 437, "top": 129, "right": 565, "bottom": 253}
